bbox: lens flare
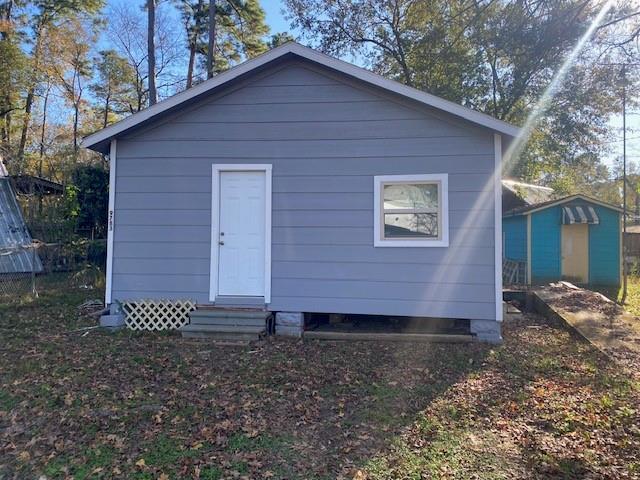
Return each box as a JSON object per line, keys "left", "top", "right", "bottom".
{"left": 503, "top": 0, "right": 615, "bottom": 169}
{"left": 416, "top": 0, "right": 615, "bottom": 320}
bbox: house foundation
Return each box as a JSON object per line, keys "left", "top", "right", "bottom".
{"left": 469, "top": 319, "right": 502, "bottom": 344}
{"left": 275, "top": 312, "right": 304, "bottom": 337}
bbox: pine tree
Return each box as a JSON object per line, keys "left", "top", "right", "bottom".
{"left": 91, "top": 50, "right": 137, "bottom": 128}
{"left": 176, "top": 0, "right": 269, "bottom": 84}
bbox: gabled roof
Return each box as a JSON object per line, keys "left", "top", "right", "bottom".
{"left": 81, "top": 42, "right": 519, "bottom": 154}
{"left": 503, "top": 194, "right": 623, "bottom": 217}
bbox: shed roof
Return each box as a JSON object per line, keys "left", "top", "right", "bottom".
{"left": 11, "top": 174, "right": 64, "bottom": 196}
{"left": 503, "top": 194, "right": 623, "bottom": 217}
{"left": 0, "top": 178, "right": 43, "bottom": 274}
{"left": 81, "top": 42, "right": 519, "bottom": 154}
{"left": 501, "top": 179, "right": 554, "bottom": 205}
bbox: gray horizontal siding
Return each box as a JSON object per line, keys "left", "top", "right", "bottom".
{"left": 150, "top": 100, "right": 426, "bottom": 123}
{"left": 116, "top": 241, "right": 210, "bottom": 258}
{"left": 113, "top": 274, "right": 208, "bottom": 293}
{"left": 111, "top": 61, "right": 498, "bottom": 319}
{"left": 270, "top": 245, "right": 495, "bottom": 265}
{"left": 113, "top": 258, "right": 210, "bottom": 274}
{"left": 116, "top": 173, "right": 492, "bottom": 193}
{"left": 117, "top": 156, "right": 495, "bottom": 176}
{"left": 272, "top": 278, "right": 495, "bottom": 303}
{"left": 271, "top": 261, "right": 495, "bottom": 283}
{"left": 268, "top": 297, "right": 495, "bottom": 319}
{"left": 114, "top": 224, "right": 493, "bottom": 248}
{"left": 115, "top": 191, "right": 491, "bottom": 213}
{"left": 117, "top": 137, "right": 492, "bottom": 159}
{"left": 112, "top": 245, "right": 494, "bottom": 273}
{"left": 136, "top": 119, "right": 469, "bottom": 142}
{"left": 214, "top": 84, "right": 375, "bottom": 104}
{"left": 254, "top": 65, "right": 341, "bottom": 86}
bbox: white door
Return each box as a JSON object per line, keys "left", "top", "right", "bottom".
{"left": 217, "top": 171, "right": 266, "bottom": 296}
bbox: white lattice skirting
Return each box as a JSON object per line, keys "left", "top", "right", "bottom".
{"left": 121, "top": 299, "right": 196, "bottom": 331}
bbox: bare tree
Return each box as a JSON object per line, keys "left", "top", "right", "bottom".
{"left": 107, "top": 1, "right": 184, "bottom": 112}
{"left": 46, "top": 19, "right": 93, "bottom": 157}
{"left": 177, "top": 0, "right": 205, "bottom": 88}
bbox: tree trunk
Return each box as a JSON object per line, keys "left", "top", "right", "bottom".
{"left": 103, "top": 94, "right": 110, "bottom": 128}
{"left": 207, "top": 0, "right": 217, "bottom": 79}
{"left": 187, "top": 42, "right": 196, "bottom": 88}
{"left": 103, "top": 79, "right": 111, "bottom": 128}
{"left": 38, "top": 83, "right": 50, "bottom": 177}
{"left": 70, "top": 66, "right": 81, "bottom": 155}
{"left": 18, "top": 24, "right": 43, "bottom": 169}
{"left": 147, "top": 0, "right": 157, "bottom": 105}
{"left": 1, "top": 1, "right": 14, "bottom": 152}
{"left": 17, "top": 89, "right": 34, "bottom": 170}
{"left": 73, "top": 97, "right": 79, "bottom": 154}
{"left": 186, "top": 0, "right": 203, "bottom": 89}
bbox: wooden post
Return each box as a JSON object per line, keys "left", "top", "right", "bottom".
{"left": 622, "top": 64, "right": 628, "bottom": 304}
{"left": 30, "top": 242, "right": 37, "bottom": 297}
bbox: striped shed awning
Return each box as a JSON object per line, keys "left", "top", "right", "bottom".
{"left": 562, "top": 205, "right": 599, "bottom": 225}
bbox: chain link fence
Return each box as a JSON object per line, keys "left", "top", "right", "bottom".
{"left": 0, "top": 238, "right": 106, "bottom": 303}
{"left": 0, "top": 244, "right": 38, "bottom": 298}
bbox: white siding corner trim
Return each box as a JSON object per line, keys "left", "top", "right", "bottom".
{"left": 373, "top": 173, "right": 449, "bottom": 248}
{"left": 209, "top": 164, "right": 272, "bottom": 303}
{"left": 494, "top": 134, "right": 503, "bottom": 322}
{"left": 105, "top": 139, "right": 116, "bottom": 305}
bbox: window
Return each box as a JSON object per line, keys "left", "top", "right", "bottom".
{"left": 373, "top": 174, "right": 449, "bottom": 247}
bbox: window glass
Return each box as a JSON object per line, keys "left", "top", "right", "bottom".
{"left": 374, "top": 174, "right": 448, "bottom": 247}
{"left": 384, "top": 213, "right": 438, "bottom": 238}
{"left": 383, "top": 183, "right": 438, "bottom": 211}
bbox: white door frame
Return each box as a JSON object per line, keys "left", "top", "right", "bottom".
{"left": 209, "top": 164, "right": 272, "bottom": 303}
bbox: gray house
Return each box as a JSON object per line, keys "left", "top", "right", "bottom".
{"left": 82, "top": 42, "right": 518, "bottom": 342}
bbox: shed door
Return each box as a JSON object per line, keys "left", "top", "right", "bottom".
{"left": 561, "top": 224, "right": 589, "bottom": 284}
{"left": 217, "top": 171, "right": 266, "bottom": 296}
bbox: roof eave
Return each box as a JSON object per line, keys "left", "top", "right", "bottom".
{"left": 503, "top": 194, "right": 623, "bottom": 217}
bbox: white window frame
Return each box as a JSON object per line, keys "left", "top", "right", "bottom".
{"left": 373, "top": 174, "right": 449, "bottom": 247}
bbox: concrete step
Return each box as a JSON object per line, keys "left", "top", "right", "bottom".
{"left": 188, "top": 310, "right": 271, "bottom": 327}
{"left": 179, "top": 323, "right": 265, "bottom": 341}
{"left": 189, "top": 315, "right": 269, "bottom": 327}
{"left": 190, "top": 310, "right": 271, "bottom": 319}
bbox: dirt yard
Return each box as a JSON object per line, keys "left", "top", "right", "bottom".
{"left": 1, "top": 278, "right": 639, "bottom": 479}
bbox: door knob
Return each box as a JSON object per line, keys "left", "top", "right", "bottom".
{"left": 219, "top": 240, "right": 225, "bottom": 245}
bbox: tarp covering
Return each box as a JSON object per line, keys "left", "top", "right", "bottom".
{"left": 0, "top": 177, "right": 43, "bottom": 274}
{"left": 562, "top": 205, "right": 599, "bottom": 225}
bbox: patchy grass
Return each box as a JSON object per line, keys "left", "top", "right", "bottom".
{"left": 0, "top": 277, "right": 639, "bottom": 479}
{"left": 595, "top": 274, "right": 640, "bottom": 317}
{"left": 621, "top": 275, "right": 640, "bottom": 317}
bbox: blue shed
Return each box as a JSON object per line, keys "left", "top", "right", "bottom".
{"left": 503, "top": 194, "right": 622, "bottom": 287}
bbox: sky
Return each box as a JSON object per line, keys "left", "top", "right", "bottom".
{"left": 261, "top": 0, "right": 292, "bottom": 36}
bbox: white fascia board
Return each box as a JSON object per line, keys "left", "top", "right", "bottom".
{"left": 81, "top": 43, "right": 519, "bottom": 150}
{"left": 522, "top": 194, "right": 624, "bottom": 215}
